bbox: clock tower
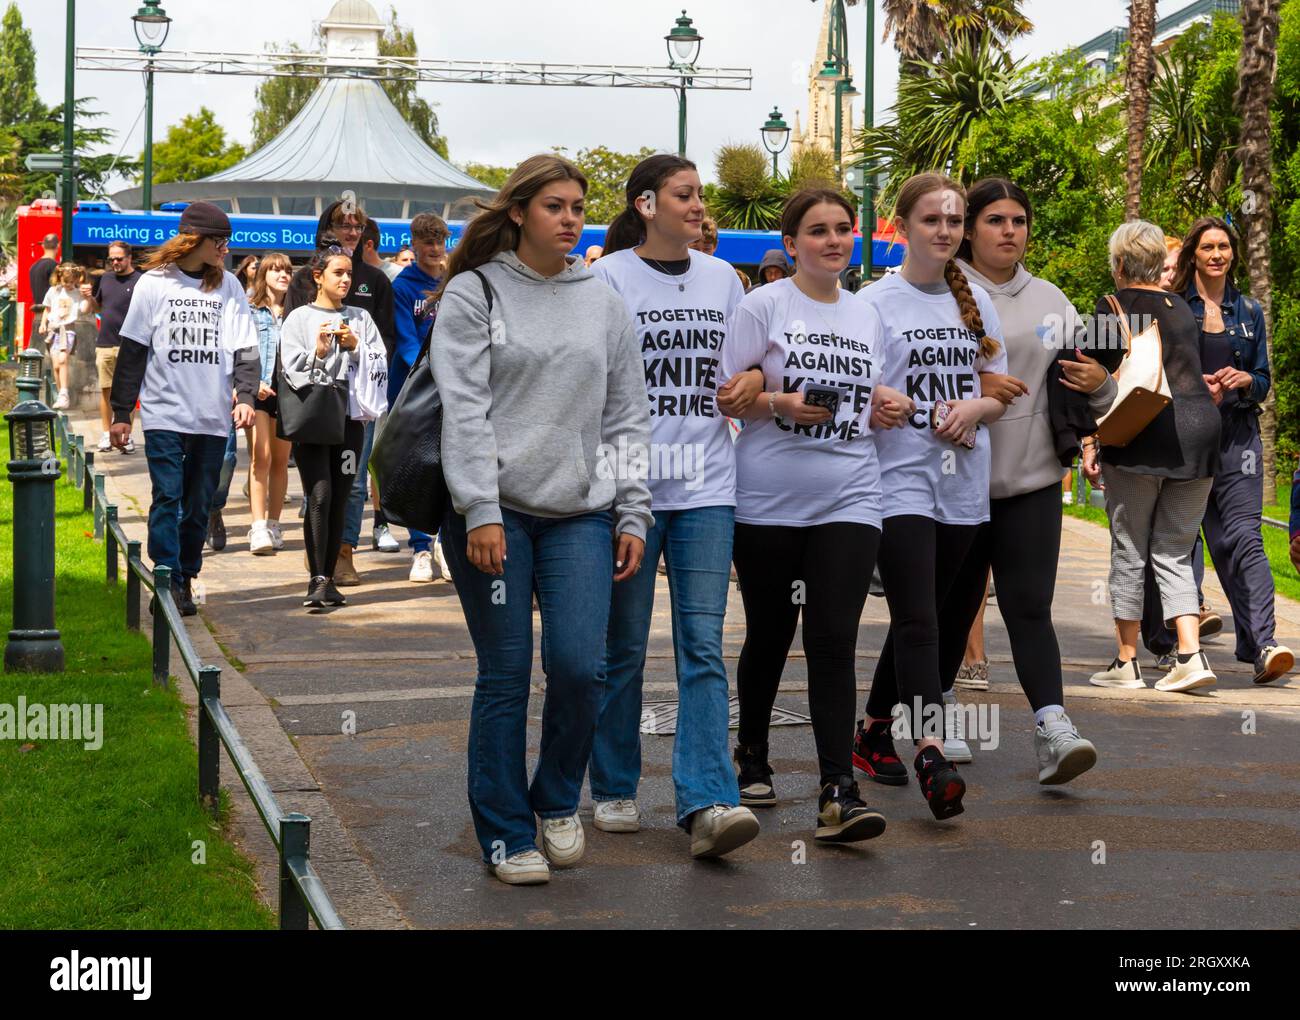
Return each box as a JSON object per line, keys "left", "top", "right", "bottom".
{"left": 320, "top": 0, "right": 383, "bottom": 62}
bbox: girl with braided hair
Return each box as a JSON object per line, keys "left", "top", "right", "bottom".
{"left": 852, "top": 173, "right": 1008, "bottom": 819}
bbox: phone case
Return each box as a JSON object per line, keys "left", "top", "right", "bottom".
{"left": 931, "top": 399, "right": 976, "bottom": 449}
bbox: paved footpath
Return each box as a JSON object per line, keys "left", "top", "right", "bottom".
{"left": 79, "top": 409, "right": 1300, "bottom": 929}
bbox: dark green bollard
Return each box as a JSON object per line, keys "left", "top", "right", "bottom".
{"left": 105, "top": 505, "right": 118, "bottom": 583}
{"left": 3, "top": 401, "right": 64, "bottom": 673}
{"left": 152, "top": 564, "right": 171, "bottom": 688}
{"left": 198, "top": 665, "right": 221, "bottom": 815}
{"left": 15, "top": 349, "right": 44, "bottom": 404}
{"left": 125, "top": 539, "right": 142, "bottom": 631}
{"left": 279, "top": 814, "right": 311, "bottom": 931}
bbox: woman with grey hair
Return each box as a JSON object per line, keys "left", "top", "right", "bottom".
{"left": 1084, "top": 220, "right": 1221, "bottom": 693}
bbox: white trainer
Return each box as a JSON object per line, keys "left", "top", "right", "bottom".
{"left": 120, "top": 436, "right": 136, "bottom": 454}
{"left": 689, "top": 804, "right": 760, "bottom": 859}
{"left": 492, "top": 849, "right": 550, "bottom": 886}
{"left": 267, "top": 520, "right": 285, "bottom": 550}
{"left": 373, "top": 524, "right": 400, "bottom": 553}
{"left": 97, "top": 431, "right": 112, "bottom": 452}
{"left": 53, "top": 390, "right": 70, "bottom": 410}
{"left": 434, "top": 536, "right": 453, "bottom": 581}
{"left": 409, "top": 549, "right": 434, "bottom": 583}
{"left": 593, "top": 799, "right": 640, "bottom": 833}
{"left": 249, "top": 522, "right": 275, "bottom": 556}
{"left": 1034, "top": 711, "right": 1098, "bottom": 785}
{"left": 1154, "top": 650, "right": 1216, "bottom": 693}
{"left": 1089, "top": 657, "right": 1145, "bottom": 689}
{"left": 540, "top": 814, "right": 584, "bottom": 868}
{"left": 942, "top": 689, "right": 972, "bottom": 763}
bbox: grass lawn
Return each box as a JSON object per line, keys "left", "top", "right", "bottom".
{"left": 0, "top": 477, "right": 274, "bottom": 929}
{"left": 1064, "top": 483, "right": 1300, "bottom": 603}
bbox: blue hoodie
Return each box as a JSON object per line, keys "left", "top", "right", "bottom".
{"left": 389, "top": 261, "right": 441, "bottom": 403}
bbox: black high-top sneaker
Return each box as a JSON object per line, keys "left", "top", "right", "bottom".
{"left": 815, "top": 775, "right": 886, "bottom": 843}
{"left": 733, "top": 744, "right": 776, "bottom": 808}
{"left": 915, "top": 746, "right": 966, "bottom": 820}
{"left": 853, "top": 718, "right": 908, "bottom": 786}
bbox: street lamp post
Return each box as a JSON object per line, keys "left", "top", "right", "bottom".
{"left": 760, "top": 107, "right": 791, "bottom": 177}
{"left": 132, "top": 1, "right": 172, "bottom": 213}
{"left": 61, "top": 0, "right": 74, "bottom": 245}
{"left": 862, "top": 0, "right": 876, "bottom": 281}
{"left": 664, "top": 10, "right": 702, "bottom": 157}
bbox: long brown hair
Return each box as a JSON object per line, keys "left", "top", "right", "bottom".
{"left": 435, "top": 154, "right": 588, "bottom": 300}
{"left": 780, "top": 187, "right": 856, "bottom": 247}
{"left": 249, "top": 252, "right": 292, "bottom": 311}
{"left": 1171, "top": 216, "right": 1239, "bottom": 294}
{"left": 604, "top": 154, "right": 698, "bottom": 256}
{"left": 140, "top": 232, "right": 225, "bottom": 292}
{"left": 896, "top": 172, "right": 1000, "bottom": 359}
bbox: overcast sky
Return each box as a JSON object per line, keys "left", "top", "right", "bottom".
{"left": 18, "top": 0, "right": 1196, "bottom": 195}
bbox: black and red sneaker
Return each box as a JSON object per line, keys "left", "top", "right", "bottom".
{"left": 853, "top": 719, "right": 908, "bottom": 786}
{"left": 914, "top": 746, "right": 966, "bottom": 820}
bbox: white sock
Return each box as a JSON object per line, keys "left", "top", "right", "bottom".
{"left": 1035, "top": 705, "right": 1066, "bottom": 726}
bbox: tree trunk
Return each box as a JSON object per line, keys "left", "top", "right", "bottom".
{"left": 1236, "top": 0, "right": 1281, "bottom": 504}
{"left": 1124, "top": 0, "right": 1157, "bottom": 221}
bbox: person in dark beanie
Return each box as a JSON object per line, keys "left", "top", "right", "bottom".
{"left": 109, "top": 202, "right": 260, "bottom": 615}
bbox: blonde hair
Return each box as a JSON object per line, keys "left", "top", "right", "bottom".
{"left": 249, "top": 252, "right": 293, "bottom": 310}
{"left": 895, "top": 172, "right": 1000, "bottom": 359}
{"left": 140, "top": 232, "right": 225, "bottom": 292}
{"left": 1164, "top": 234, "right": 1182, "bottom": 254}
{"left": 436, "top": 153, "right": 588, "bottom": 300}
{"left": 55, "top": 262, "right": 84, "bottom": 287}
{"left": 1108, "top": 220, "right": 1167, "bottom": 284}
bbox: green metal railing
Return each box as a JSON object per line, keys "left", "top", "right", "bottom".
{"left": 44, "top": 389, "right": 345, "bottom": 931}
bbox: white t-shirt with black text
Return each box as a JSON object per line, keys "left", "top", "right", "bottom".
{"left": 591, "top": 248, "right": 743, "bottom": 510}
{"left": 857, "top": 272, "right": 1006, "bottom": 525}
{"left": 119, "top": 266, "right": 259, "bottom": 438}
{"left": 719, "top": 277, "right": 884, "bottom": 529}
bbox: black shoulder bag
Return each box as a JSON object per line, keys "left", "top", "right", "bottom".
{"left": 275, "top": 347, "right": 349, "bottom": 445}
{"left": 371, "top": 269, "right": 492, "bottom": 535}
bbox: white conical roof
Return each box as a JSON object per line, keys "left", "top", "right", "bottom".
{"left": 322, "top": 0, "right": 383, "bottom": 28}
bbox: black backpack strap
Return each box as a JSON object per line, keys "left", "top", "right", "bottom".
{"left": 413, "top": 268, "right": 494, "bottom": 369}
{"left": 468, "top": 268, "right": 493, "bottom": 312}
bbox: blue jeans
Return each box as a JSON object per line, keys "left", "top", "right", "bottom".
{"left": 343, "top": 418, "right": 432, "bottom": 551}
{"left": 590, "top": 505, "right": 738, "bottom": 827}
{"left": 210, "top": 423, "right": 239, "bottom": 511}
{"left": 144, "top": 430, "right": 228, "bottom": 581}
{"left": 443, "top": 506, "right": 614, "bottom": 862}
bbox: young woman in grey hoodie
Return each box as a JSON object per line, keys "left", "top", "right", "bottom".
{"left": 429, "top": 154, "right": 653, "bottom": 887}
{"left": 951, "top": 178, "right": 1113, "bottom": 784}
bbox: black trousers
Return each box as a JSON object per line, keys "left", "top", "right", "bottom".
{"left": 943, "top": 483, "right": 1066, "bottom": 712}
{"left": 294, "top": 418, "right": 365, "bottom": 580}
{"left": 733, "top": 521, "right": 879, "bottom": 784}
{"left": 864, "top": 515, "right": 984, "bottom": 735}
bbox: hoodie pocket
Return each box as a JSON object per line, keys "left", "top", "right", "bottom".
{"left": 493, "top": 415, "right": 592, "bottom": 513}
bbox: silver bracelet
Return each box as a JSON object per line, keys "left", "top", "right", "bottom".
{"left": 768, "top": 391, "right": 778, "bottom": 418}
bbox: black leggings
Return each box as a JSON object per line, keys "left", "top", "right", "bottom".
{"left": 864, "top": 516, "right": 984, "bottom": 734}
{"left": 964, "top": 483, "right": 1065, "bottom": 711}
{"left": 294, "top": 418, "right": 364, "bottom": 580}
{"left": 733, "top": 521, "right": 879, "bottom": 784}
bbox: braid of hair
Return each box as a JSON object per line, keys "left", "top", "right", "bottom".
{"left": 944, "top": 258, "right": 1001, "bottom": 360}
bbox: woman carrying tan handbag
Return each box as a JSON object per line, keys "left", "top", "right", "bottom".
{"left": 1082, "top": 221, "right": 1221, "bottom": 694}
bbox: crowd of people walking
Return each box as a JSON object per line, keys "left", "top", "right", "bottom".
{"left": 40, "top": 151, "right": 1297, "bottom": 888}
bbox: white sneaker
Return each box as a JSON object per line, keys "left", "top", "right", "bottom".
{"left": 373, "top": 524, "right": 400, "bottom": 553}
{"left": 1034, "top": 711, "right": 1098, "bottom": 785}
{"left": 1154, "top": 650, "right": 1216, "bottom": 693}
{"left": 53, "top": 390, "right": 69, "bottom": 410}
{"left": 689, "top": 804, "right": 760, "bottom": 859}
{"left": 540, "top": 814, "right": 584, "bottom": 868}
{"left": 1089, "top": 657, "right": 1145, "bottom": 689}
{"left": 942, "top": 689, "right": 972, "bottom": 763}
{"left": 434, "top": 537, "right": 453, "bottom": 581}
{"left": 409, "top": 549, "right": 434, "bottom": 583}
{"left": 97, "top": 431, "right": 111, "bottom": 452}
{"left": 492, "top": 849, "right": 550, "bottom": 886}
{"left": 953, "top": 658, "right": 989, "bottom": 692}
{"left": 593, "top": 799, "right": 640, "bottom": 833}
{"left": 267, "top": 520, "right": 285, "bottom": 550}
{"left": 249, "top": 522, "right": 275, "bottom": 556}
{"left": 120, "top": 436, "right": 136, "bottom": 454}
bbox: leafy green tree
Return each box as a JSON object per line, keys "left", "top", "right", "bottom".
{"left": 459, "top": 162, "right": 512, "bottom": 191}
{"left": 567, "top": 145, "right": 656, "bottom": 226}
{"left": 145, "top": 107, "right": 247, "bottom": 185}
{"left": 251, "top": 7, "right": 448, "bottom": 158}
{"left": 1269, "top": 0, "right": 1300, "bottom": 463}
{"left": 710, "top": 143, "right": 784, "bottom": 230}
{"left": 17, "top": 99, "right": 136, "bottom": 204}
{"left": 0, "top": 3, "right": 41, "bottom": 128}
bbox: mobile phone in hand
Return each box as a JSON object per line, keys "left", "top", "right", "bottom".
{"left": 802, "top": 382, "right": 846, "bottom": 414}
{"left": 931, "top": 398, "right": 976, "bottom": 449}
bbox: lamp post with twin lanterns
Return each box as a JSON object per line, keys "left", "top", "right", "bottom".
{"left": 4, "top": 401, "right": 64, "bottom": 673}
{"left": 132, "top": 1, "right": 172, "bottom": 213}
{"left": 665, "top": 10, "right": 703, "bottom": 157}
{"left": 760, "top": 107, "right": 790, "bottom": 178}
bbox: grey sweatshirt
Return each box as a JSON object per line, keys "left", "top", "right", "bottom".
{"left": 430, "top": 250, "right": 654, "bottom": 539}
{"left": 957, "top": 260, "right": 1116, "bottom": 500}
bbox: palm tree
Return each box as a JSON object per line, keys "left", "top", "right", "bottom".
{"left": 1235, "top": 0, "right": 1282, "bottom": 503}
{"left": 1123, "top": 0, "right": 1157, "bottom": 220}
{"left": 860, "top": 0, "right": 1032, "bottom": 71}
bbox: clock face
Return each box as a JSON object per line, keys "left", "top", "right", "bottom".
{"left": 345, "top": 35, "right": 362, "bottom": 52}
